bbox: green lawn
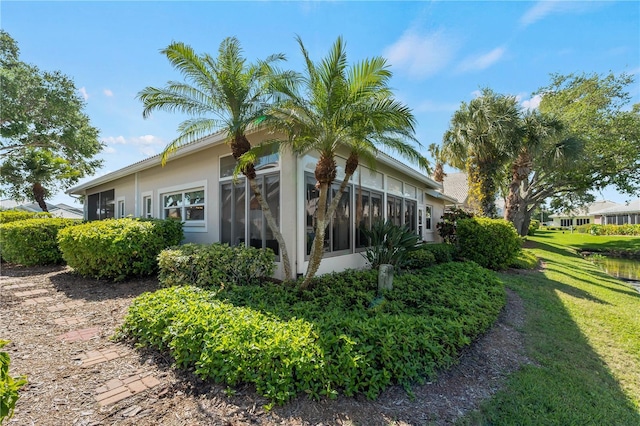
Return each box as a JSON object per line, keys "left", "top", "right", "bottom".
{"left": 462, "top": 231, "right": 640, "bottom": 425}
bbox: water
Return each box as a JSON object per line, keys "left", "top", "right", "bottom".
{"left": 590, "top": 256, "right": 640, "bottom": 292}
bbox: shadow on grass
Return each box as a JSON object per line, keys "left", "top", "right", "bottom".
{"left": 468, "top": 242, "right": 640, "bottom": 424}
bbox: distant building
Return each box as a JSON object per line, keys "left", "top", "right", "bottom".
{"left": 548, "top": 200, "right": 620, "bottom": 228}
{"left": 592, "top": 199, "right": 640, "bottom": 225}
{"left": 0, "top": 199, "right": 84, "bottom": 220}
{"left": 441, "top": 172, "right": 505, "bottom": 217}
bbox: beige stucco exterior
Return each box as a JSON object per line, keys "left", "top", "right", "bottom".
{"left": 68, "top": 130, "right": 448, "bottom": 280}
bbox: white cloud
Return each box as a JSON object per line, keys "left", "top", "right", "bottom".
{"left": 520, "top": 1, "right": 560, "bottom": 27}
{"left": 102, "top": 146, "right": 117, "bottom": 154}
{"left": 103, "top": 89, "right": 113, "bottom": 97}
{"left": 456, "top": 47, "right": 505, "bottom": 73}
{"left": 383, "top": 30, "right": 458, "bottom": 79}
{"left": 102, "top": 135, "right": 165, "bottom": 157}
{"left": 521, "top": 94, "right": 542, "bottom": 111}
{"left": 471, "top": 90, "right": 482, "bottom": 98}
{"left": 140, "top": 146, "right": 157, "bottom": 157}
{"left": 102, "top": 136, "right": 127, "bottom": 145}
{"left": 131, "top": 135, "right": 163, "bottom": 146}
{"left": 79, "top": 87, "right": 89, "bottom": 100}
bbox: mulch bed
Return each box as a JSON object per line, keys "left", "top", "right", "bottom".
{"left": 1, "top": 263, "right": 530, "bottom": 425}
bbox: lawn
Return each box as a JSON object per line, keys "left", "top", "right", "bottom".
{"left": 463, "top": 231, "right": 640, "bottom": 424}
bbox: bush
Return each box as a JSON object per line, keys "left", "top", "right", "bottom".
{"left": 418, "top": 243, "right": 457, "bottom": 264}
{"left": 118, "top": 262, "right": 505, "bottom": 404}
{"left": 405, "top": 248, "right": 436, "bottom": 270}
{"left": 0, "top": 340, "right": 27, "bottom": 422}
{"left": 456, "top": 217, "right": 522, "bottom": 270}
{"left": 0, "top": 218, "right": 81, "bottom": 265}
{"left": 157, "top": 243, "right": 276, "bottom": 288}
{"left": 575, "top": 224, "right": 640, "bottom": 236}
{"left": 361, "top": 219, "right": 420, "bottom": 269}
{"left": 509, "top": 250, "right": 539, "bottom": 269}
{"left": 436, "top": 207, "right": 473, "bottom": 244}
{"left": 527, "top": 219, "right": 540, "bottom": 236}
{"left": 0, "top": 210, "right": 51, "bottom": 223}
{"left": 58, "top": 218, "right": 183, "bottom": 281}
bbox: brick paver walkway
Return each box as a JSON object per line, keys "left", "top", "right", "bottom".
{"left": 95, "top": 373, "right": 161, "bottom": 406}
{"left": 78, "top": 348, "right": 124, "bottom": 367}
{"left": 14, "top": 288, "right": 49, "bottom": 297}
{"left": 57, "top": 327, "right": 101, "bottom": 342}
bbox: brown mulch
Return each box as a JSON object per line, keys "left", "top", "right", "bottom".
{"left": 1, "top": 264, "right": 531, "bottom": 425}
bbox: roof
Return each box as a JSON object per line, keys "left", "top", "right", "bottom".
{"left": 68, "top": 130, "right": 443, "bottom": 194}
{"left": 592, "top": 198, "right": 640, "bottom": 215}
{"left": 549, "top": 200, "right": 620, "bottom": 218}
{"left": 0, "top": 199, "right": 84, "bottom": 219}
{"left": 441, "top": 172, "right": 469, "bottom": 205}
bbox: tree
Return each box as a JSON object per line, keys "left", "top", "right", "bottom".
{"left": 0, "top": 31, "right": 102, "bottom": 211}
{"left": 137, "top": 37, "right": 294, "bottom": 280}
{"left": 266, "top": 36, "right": 428, "bottom": 288}
{"left": 442, "top": 89, "right": 520, "bottom": 217}
{"left": 428, "top": 143, "right": 447, "bottom": 183}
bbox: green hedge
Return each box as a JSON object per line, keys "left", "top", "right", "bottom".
{"left": 527, "top": 219, "right": 541, "bottom": 236}
{"left": 118, "top": 262, "right": 505, "bottom": 404}
{"left": 0, "top": 210, "right": 51, "bottom": 223}
{"left": 0, "top": 218, "right": 81, "bottom": 265}
{"left": 157, "top": 243, "right": 276, "bottom": 288}
{"left": 456, "top": 217, "right": 522, "bottom": 270}
{"left": 420, "top": 243, "right": 457, "bottom": 264}
{"left": 57, "top": 218, "right": 183, "bottom": 281}
{"left": 575, "top": 224, "right": 640, "bottom": 236}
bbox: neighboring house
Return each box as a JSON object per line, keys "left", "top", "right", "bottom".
{"left": 0, "top": 199, "right": 84, "bottom": 220}
{"left": 441, "top": 171, "right": 505, "bottom": 217}
{"left": 549, "top": 200, "right": 620, "bottom": 228}
{"left": 67, "top": 130, "right": 451, "bottom": 280}
{"left": 592, "top": 198, "right": 640, "bottom": 225}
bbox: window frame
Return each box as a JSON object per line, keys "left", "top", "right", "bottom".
{"left": 157, "top": 181, "right": 207, "bottom": 233}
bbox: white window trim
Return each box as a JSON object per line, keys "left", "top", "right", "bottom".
{"left": 219, "top": 151, "right": 281, "bottom": 181}
{"left": 141, "top": 191, "right": 153, "bottom": 219}
{"left": 157, "top": 180, "right": 207, "bottom": 233}
{"left": 116, "top": 196, "right": 126, "bottom": 218}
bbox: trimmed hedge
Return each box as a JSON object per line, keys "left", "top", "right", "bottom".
{"left": 456, "top": 217, "right": 522, "bottom": 270}
{"left": 420, "top": 243, "right": 457, "bottom": 264}
{"left": 0, "top": 218, "right": 81, "bottom": 265}
{"left": 528, "top": 219, "right": 541, "bottom": 236}
{"left": 575, "top": 224, "right": 640, "bottom": 236}
{"left": 0, "top": 210, "right": 51, "bottom": 223}
{"left": 157, "top": 243, "right": 276, "bottom": 288}
{"left": 57, "top": 218, "right": 183, "bottom": 281}
{"left": 118, "top": 262, "right": 505, "bottom": 404}
{"left": 405, "top": 248, "right": 436, "bottom": 270}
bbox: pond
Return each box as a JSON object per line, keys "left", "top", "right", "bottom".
{"left": 589, "top": 255, "right": 640, "bottom": 292}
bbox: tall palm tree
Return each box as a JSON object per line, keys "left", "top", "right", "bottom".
{"left": 428, "top": 143, "right": 447, "bottom": 183}
{"left": 137, "top": 37, "right": 293, "bottom": 279}
{"left": 443, "top": 88, "right": 520, "bottom": 217}
{"left": 266, "top": 36, "right": 428, "bottom": 288}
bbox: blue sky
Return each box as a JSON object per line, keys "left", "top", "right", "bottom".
{"left": 3, "top": 1, "right": 639, "bottom": 205}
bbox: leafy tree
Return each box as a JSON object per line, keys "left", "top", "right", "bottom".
{"left": 428, "top": 143, "right": 447, "bottom": 183}
{"left": 266, "top": 36, "right": 428, "bottom": 288}
{"left": 137, "top": 37, "right": 294, "bottom": 280}
{"left": 442, "top": 88, "right": 520, "bottom": 217}
{"left": 0, "top": 31, "right": 103, "bottom": 211}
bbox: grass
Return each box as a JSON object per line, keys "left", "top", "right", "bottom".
{"left": 462, "top": 230, "right": 640, "bottom": 425}
{"left": 535, "top": 228, "right": 640, "bottom": 255}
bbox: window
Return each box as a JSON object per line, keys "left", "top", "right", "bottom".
{"left": 424, "top": 205, "right": 432, "bottom": 231}
{"left": 117, "top": 198, "right": 125, "bottom": 218}
{"left": 220, "top": 145, "right": 279, "bottom": 179}
{"left": 404, "top": 199, "right": 417, "bottom": 232}
{"left": 87, "top": 189, "right": 115, "bottom": 221}
{"left": 142, "top": 195, "right": 152, "bottom": 218}
{"left": 355, "top": 188, "right": 382, "bottom": 249}
{"left": 576, "top": 218, "right": 590, "bottom": 226}
{"left": 560, "top": 219, "right": 573, "bottom": 227}
{"left": 162, "top": 189, "right": 205, "bottom": 222}
{"left": 305, "top": 174, "right": 351, "bottom": 256}
{"left": 387, "top": 176, "right": 403, "bottom": 196}
{"left": 221, "top": 173, "right": 280, "bottom": 258}
{"left": 387, "top": 195, "right": 403, "bottom": 227}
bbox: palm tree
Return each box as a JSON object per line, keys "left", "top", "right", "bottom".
{"left": 428, "top": 143, "right": 447, "bottom": 183}
{"left": 266, "top": 36, "right": 428, "bottom": 288}
{"left": 443, "top": 88, "right": 520, "bottom": 217}
{"left": 137, "top": 37, "right": 293, "bottom": 279}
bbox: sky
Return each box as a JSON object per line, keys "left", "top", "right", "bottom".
{"left": 2, "top": 1, "right": 639, "bottom": 206}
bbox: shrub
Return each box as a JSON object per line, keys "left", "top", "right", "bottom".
{"left": 157, "top": 243, "right": 276, "bottom": 288}
{"left": 118, "top": 262, "right": 505, "bottom": 404}
{"left": 0, "top": 210, "right": 51, "bottom": 223}
{"left": 456, "top": 217, "right": 522, "bottom": 270}
{"left": 418, "top": 243, "right": 457, "bottom": 264}
{"left": 575, "top": 224, "right": 640, "bottom": 236}
{"left": 510, "top": 249, "right": 539, "bottom": 269}
{"left": 58, "top": 218, "right": 183, "bottom": 281}
{"left": 0, "top": 340, "right": 27, "bottom": 422}
{"left": 361, "top": 219, "right": 420, "bottom": 269}
{"left": 0, "top": 218, "right": 81, "bottom": 265}
{"left": 405, "top": 248, "right": 436, "bottom": 270}
{"left": 527, "top": 219, "right": 540, "bottom": 236}
{"left": 436, "top": 207, "right": 473, "bottom": 244}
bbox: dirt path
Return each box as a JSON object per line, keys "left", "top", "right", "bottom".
{"left": 1, "top": 264, "right": 530, "bottom": 425}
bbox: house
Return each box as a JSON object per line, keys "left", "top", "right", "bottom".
{"left": 67, "top": 130, "right": 452, "bottom": 280}
{"left": 592, "top": 198, "right": 640, "bottom": 225}
{"left": 548, "top": 200, "right": 620, "bottom": 228}
{"left": 0, "top": 199, "right": 84, "bottom": 220}
{"left": 441, "top": 171, "right": 505, "bottom": 217}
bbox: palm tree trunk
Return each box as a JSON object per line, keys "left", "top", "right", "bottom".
{"left": 505, "top": 153, "right": 532, "bottom": 235}
{"left": 32, "top": 182, "right": 48, "bottom": 212}
{"left": 247, "top": 177, "right": 293, "bottom": 280}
